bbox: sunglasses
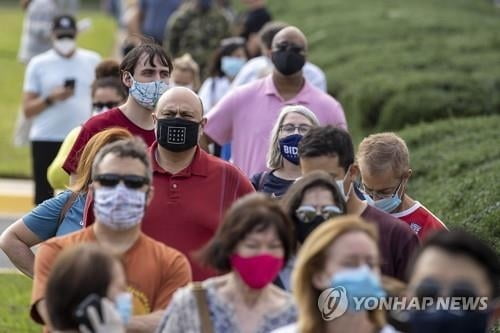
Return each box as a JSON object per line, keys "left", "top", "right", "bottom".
{"left": 92, "top": 101, "right": 121, "bottom": 110}
{"left": 93, "top": 174, "right": 149, "bottom": 189}
{"left": 295, "top": 205, "right": 342, "bottom": 223}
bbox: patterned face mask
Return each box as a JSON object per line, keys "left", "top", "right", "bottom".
{"left": 128, "top": 73, "right": 169, "bottom": 110}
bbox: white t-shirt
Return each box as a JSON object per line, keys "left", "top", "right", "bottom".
{"left": 23, "top": 48, "right": 101, "bottom": 141}
{"left": 198, "top": 76, "right": 232, "bottom": 113}
{"left": 231, "top": 56, "right": 328, "bottom": 92}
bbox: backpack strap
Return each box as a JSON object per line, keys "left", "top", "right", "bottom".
{"left": 57, "top": 191, "right": 79, "bottom": 227}
{"left": 257, "top": 171, "right": 269, "bottom": 191}
{"left": 192, "top": 282, "right": 214, "bottom": 333}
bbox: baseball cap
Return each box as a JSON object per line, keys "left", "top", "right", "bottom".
{"left": 52, "top": 15, "right": 77, "bottom": 37}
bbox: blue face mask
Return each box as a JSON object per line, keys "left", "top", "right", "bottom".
{"left": 115, "top": 292, "right": 133, "bottom": 324}
{"left": 408, "top": 308, "right": 491, "bottom": 333}
{"left": 128, "top": 73, "right": 169, "bottom": 110}
{"left": 221, "top": 56, "right": 246, "bottom": 78}
{"left": 279, "top": 134, "right": 302, "bottom": 165}
{"left": 331, "top": 265, "right": 386, "bottom": 312}
{"left": 363, "top": 181, "right": 403, "bottom": 213}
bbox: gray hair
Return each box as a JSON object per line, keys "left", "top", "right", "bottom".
{"left": 267, "top": 105, "right": 320, "bottom": 169}
{"left": 92, "top": 138, "right": 153, "bottom": 183}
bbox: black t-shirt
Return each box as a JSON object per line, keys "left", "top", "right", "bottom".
{"left": 250, "top": 170, "right": 295, "bottom": 198}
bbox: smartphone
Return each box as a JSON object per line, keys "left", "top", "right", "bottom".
{"left": 64, "top": 78, "right": 76, "bottom": 89}
{"left": 74, "top": 294, "right": 103, "bottom": 332}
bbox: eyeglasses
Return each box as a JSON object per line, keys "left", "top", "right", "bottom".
{"left": 274, "top": 42, "right": 305, "bottom": 53}
{"left": 93, "top": 174, "right": 149, "bottom": 189}
{"left": 295, "top": 205, "right": 342, "bottom": 223}
{"left": 360, "top": 179, "right": 404, "bottom": 200}
{"left": 92, "top": 101, "right": 121, "bottom": 110}
{"left": 280, "top": 124, "right": 312, "bottom": 135}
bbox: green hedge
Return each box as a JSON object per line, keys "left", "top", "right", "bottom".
{"left": 399, "top": 115, "right": 500, "bottom": 253}
{"left": 270, "top": 0, "right": 500, "bottom": 132}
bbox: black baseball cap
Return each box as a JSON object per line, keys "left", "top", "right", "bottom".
{"left": 52, "top": 15, "right": 77, "bottom": 37}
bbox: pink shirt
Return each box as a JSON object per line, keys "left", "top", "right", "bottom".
{"left": 205, "top": 75, "right": 347, "bottom": 176}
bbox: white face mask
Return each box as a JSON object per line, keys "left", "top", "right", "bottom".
{"left": 53, "top": 38, "right": 76, "bottom": 56}
{"left": 93, "top": 183, "right": 146, "bottom": 230}
{"left": 335, "top": 169, "right": 352, "bottom": 201}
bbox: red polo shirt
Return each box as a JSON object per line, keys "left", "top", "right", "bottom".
{"left": 142, "top": 143, "right": 255, "bottom": 281}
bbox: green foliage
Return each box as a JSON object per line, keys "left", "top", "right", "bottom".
{"left": 0, "top": 8, "right": 116, "bottom": 178}
{"left": 269, "top": 0, "right": 500, "bottom": 132}
{"left": 399, "top": 115, "right": 500, "bottom": 252}
{"left": 0, "top": 273, "right": 37, "bottom": 332}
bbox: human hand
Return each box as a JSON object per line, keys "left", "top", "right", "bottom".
{"left": 79, "top": 298, "right": 125, "bottom": 333}
{"left": 49, "top": 86, "right": 74, "bottom": 102}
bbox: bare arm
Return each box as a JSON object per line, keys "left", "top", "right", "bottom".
{"left": 23, "top": 86, "right": 74, "bottom": 118}
{"left": 35, "top": 299, "right": 51, "bottom": 327}
{"left": 126, "top": 311, "right": 164, "bottom": 333}
{"left": 0, "top": 219, "right": 42, "bottom": 278}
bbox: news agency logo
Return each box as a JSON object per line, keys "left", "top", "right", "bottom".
{"left": 318, "top": 287, "right": 489, "bottom": 321}
{"left": 317, "top": 286, "right": 348, "bottom": 320}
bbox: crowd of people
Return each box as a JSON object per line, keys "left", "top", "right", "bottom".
{"left": 1, "top": 0, "right": 499, "bottom": 332}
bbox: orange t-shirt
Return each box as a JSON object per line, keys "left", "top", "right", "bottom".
{"left": 31, "top": 226, "right": 192, "bottom": 325}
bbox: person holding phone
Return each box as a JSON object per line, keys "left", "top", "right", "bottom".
{"left": 22, "top": 14, "right": 101, "bottom": 204}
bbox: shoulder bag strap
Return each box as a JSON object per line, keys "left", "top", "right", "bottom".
{"left": 57, "top": 191, "right": 79, "bottom": 227}
{"left": 257, "top": 171, "right": 269, "bottom": 191}
{"left": 192, "top": 282, "right": 214, "bottom": 333}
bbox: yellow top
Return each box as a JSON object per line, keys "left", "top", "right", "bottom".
{"left": 47, "top": 126, "right": 82, "bottom": 191}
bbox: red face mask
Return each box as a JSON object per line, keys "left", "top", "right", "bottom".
{"left": 230, "top": 254, "right": 284, "bottom": 289}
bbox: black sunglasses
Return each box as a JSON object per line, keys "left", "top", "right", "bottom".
{"left": 93, "top": 174, "right": 149, "bottom": 189}
{"left": 92, "top": 101, "right": 120, "bottom": 110}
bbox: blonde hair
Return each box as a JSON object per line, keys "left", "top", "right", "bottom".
{"left": 69, "top": 128, "right": 133, "bottom": 193}
{"left": 172, "top": 53, "right": 201, "bottom": 91}
{"left": 267, "top": 105, "right": 320, "bottom": 169}
{"left": 357, "top": 132, "right": 410, "bottom": 178}
{"left": 292, "top": 216, "right": 386, "bottom": 333}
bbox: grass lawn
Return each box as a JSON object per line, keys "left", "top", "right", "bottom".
{"left": 0, "top": 272, "right": 37, "bottom": 332}
{"left": 0, "top": 6, "right": 117, "bottom": 178}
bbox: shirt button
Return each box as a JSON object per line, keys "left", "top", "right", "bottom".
{"left": 172, "top": 183, "right": 178, "bottom": 189}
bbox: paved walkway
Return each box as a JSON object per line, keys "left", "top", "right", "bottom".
{"left": 0, "top": 178, "right": 33, "bottom": 270}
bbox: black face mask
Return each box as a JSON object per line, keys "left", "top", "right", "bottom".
{"left": 156, "top": 118, "right": 200, "bottom": 152}
{"left": 271, "top": 50, "right": 306, "bottom": 76}
{"left": 295, "top": 215, "right": 325, "bottom": 243}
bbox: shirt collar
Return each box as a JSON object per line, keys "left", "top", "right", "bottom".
{"left": 263, "top": 73, "right": 313, "bottom": 104}
{"left": 150, "top": 142, "right": 208, "bottom": 177}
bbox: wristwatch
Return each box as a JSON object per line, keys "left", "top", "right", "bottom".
{"left": 44, "top": 96, "right": 53, "bottom": 106}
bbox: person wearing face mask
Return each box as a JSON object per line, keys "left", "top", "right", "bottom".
{"left": 406, "top": 230, "right": 500, "bottom": 333}
{"left": 198, "top": 37, "right": 248, "bottom": 160}
{"left": 232, "top": 21, "right": 327, "bottom": 92}
{"left": 202, "top": 26, "right": 346, "bottom": 177}
{"left": 31, "top": 139, "right": 192, "bottom": 332}
{"left": 278, "top": 171, "right": 347, "bottom": 290}
{"left": 251, "top": 105, "right": 319, "bottom": 198}
{"left": 44, "top": 243, "right": 128, "bottom": 333}
{"left": 357, "top": 133, "right": 448, "bottom": 240}
{"left": 62, "top": 41, "right": 172, "bottom": 182}
{"left": 171, "top": 53, "right": 201, "bottom": 91}
{"left": 157, "top": 193, "right": 297, "bottom": 332}
{"left": 273, "top": 217, "right": 398, "bottom": 333}
{"left": 129, "top": 87, "right": 253, "bottom": 281}
{"left": 22, "top": 14, "right": 101, "bottom": 204}
{"left": 298, "top": 126, "right": 420, "bottom": 281}
{"left": 47, "top": 60, "right": 128, "bottom": 191}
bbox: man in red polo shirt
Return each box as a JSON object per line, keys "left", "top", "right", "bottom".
{"left": 143, "top": 86, "right": 255, "bottom": 280}
{"left": 62, "top": 42, "right": 172, "bottom": 177}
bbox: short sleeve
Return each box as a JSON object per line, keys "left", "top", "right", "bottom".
{"left": 23, "top": 191, "right": 72, "bottom": 240}
{"left": 30, "top": 241, "right": 62, "bottom": 324}
{"left": 62, "top": 123, "right": 93, "bottom": 174}
{"left": 23, "top": 58, "right": 40, "bottom": 94}
{"left": 156, "top": 286, "right": 200, "bottom": 333}
{"left": 204, "top": 90, "right": 239, "bottom": 145}
{"left": 47, "top": 126, "right": 81, "bottom": 190}
{"left": 153, "top": 252, "right": 192, "bottom": 310}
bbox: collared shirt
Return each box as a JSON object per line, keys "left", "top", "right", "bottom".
{"left": 205, "top": 75, "right": 347, "bottom": 177}
{"left": 141, "top": 144, "right": 255, "bottom": 281}
{"left": 231, "top": 56, "right": 328, "bottom": 92}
